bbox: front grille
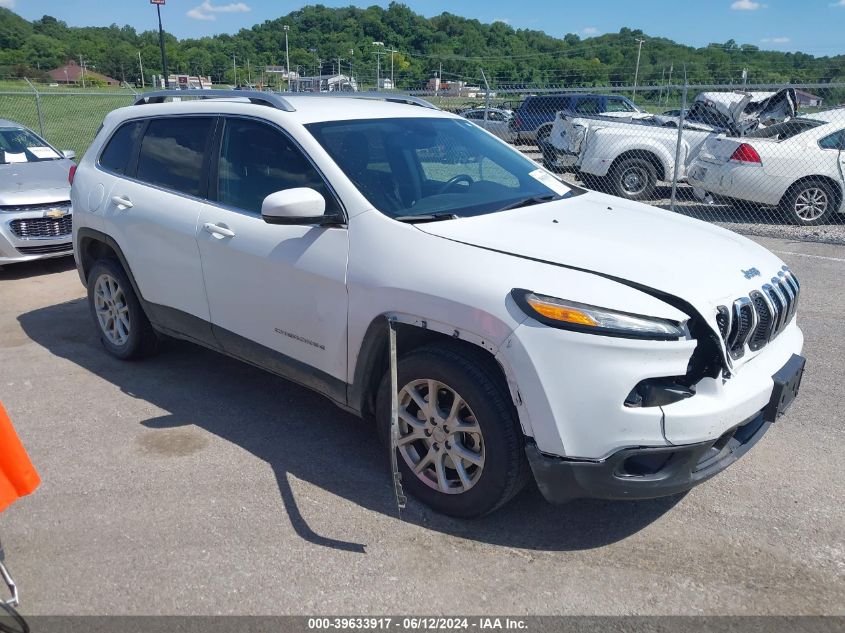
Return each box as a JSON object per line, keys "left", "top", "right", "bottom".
{"left": 16, "top": 242, "right": 72, "bottom": 255}
{"left": 9, "top": 214, "right": 72, "bottom": 239}
{"left": 717, "top": 266, "right": 800, "bottom": 359}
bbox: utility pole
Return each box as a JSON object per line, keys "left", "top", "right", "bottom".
{"left": 79, "top": 54, "right": 86, "bottom": 88}
{"left": 373, "top": 41, "right": 384, "bottom": 89}
{"left": 283, "top": 25, "right": 291, "bottom": 92}
{"left": 232, "top": 53, "right": 236, "bottom": 86}
{"left": 390, "top": 47, "right": 396, "bottom": 89}
{"left": 349, "top": 49, "right": 354, "bottom": 87}
{"left": 247, "top": 58, "right": 251, "bottom": 85}
{"left": 151, "top": 0, "right": 169, "bottom": 88}
{"left": 632, "top": 37, "right": 645, "bottom": 103}
{"left": 138, "top": 50, "right": 145, "bottom": 89}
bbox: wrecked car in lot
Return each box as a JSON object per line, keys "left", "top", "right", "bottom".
{"left": 541, "top": 89, "right": 797, "bottom": 200}
{"left": 688, "top": 108, "right": 845, "bottom": 226}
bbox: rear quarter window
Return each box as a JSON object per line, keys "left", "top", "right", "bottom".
{"left": 99, "top": 120, "right": 145, "bottom": 175}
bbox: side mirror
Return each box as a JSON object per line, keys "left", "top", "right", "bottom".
{"left": 261, "top": 188, "right": 341, "bottom": 226}
{"left": 62, "top": 150, "right": 76, "bottom": 160}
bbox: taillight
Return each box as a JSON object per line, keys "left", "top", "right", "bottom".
{"left": 68, "top": 164, "right": 77, "bottom": 185}
{"left": 730, "top": 143, "right": 761, "bottom": 164}
{"left": 514, "top": 114, "right": 522, "bottom": 128}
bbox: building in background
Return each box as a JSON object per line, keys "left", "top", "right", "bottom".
{"left": 168, "top": 74, "right": 212, "bottom": 90}
{"left": 795, "top": 90, "right": 823, "bottom": 108}
{"left": 293, "top": 74, "right": 358, "bottom": 92}
{"left": 48, "top": 60, "right": 120, "bottom": 86}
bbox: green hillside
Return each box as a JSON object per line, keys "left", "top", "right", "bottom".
{"left": 2, "top": 3, "right": 844, "bottom": 89}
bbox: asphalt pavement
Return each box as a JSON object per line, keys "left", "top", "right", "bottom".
{"left": 0, "top": 235, "right": 842, "bottom": 615}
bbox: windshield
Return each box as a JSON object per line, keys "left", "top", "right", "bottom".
{"left": 306, "top": 117, "right": 572, "bottom": 219}
{"left": 0, "top": 127, "right": 61, "bottom": 164}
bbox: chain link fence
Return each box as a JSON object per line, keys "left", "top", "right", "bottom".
{"left": 1, "top": 81, "right": 844, "bottom": 243}
{"left": 414, "top": 82, "right": 845, "bottom": 243}
{"left": 0, "top": 87, "right": 136, "bottom": 159}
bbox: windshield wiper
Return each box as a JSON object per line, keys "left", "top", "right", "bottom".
{"left": 394, "top": 212, "right": 460, "bottom": 223}
{"left": 498, "top": 194, "right": 560, "bottom": 212}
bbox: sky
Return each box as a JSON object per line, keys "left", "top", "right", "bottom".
{"left": 3, "top": 0, "right": 845, "bottom": 57}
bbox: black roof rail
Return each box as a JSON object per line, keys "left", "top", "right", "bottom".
{"left": 133, "top": 89, "right": 296, "bottom": 112}
{"left": 132, "top": 89, "right": 438, "bottom": 111}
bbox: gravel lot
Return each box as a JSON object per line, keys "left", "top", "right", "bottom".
{"left": 0, "top": 236, "right": 843, "bottom": 616}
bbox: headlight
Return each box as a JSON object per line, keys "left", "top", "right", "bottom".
{"left": 512, "top": 289, "right": 687, "bottom": 340}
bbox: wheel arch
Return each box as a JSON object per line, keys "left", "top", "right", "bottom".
{"left": 76, "top": 228, "right": 145, "bottom": 303}
{"left": 611, "top": 148, "right": 667, "bottom": 182}
{"left": 780, "top": 174, "right": 844, "bottom": 211}
{"left": 349, "top": 313, "right": 521, "bottom": 428}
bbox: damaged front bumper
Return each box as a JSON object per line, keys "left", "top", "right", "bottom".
{"left": 527, "top": 410, "right": 770, "bottom": 502}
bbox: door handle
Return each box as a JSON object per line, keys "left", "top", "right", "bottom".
{"left": 110, "top": 195, "right": 133, "bottom": 209}
{"left": 203, "top": 222, "right": 236, "bottom": 238}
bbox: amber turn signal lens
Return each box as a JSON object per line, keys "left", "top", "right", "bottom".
{"left": 526, "top": 296, "right": 599, "bottom": 326}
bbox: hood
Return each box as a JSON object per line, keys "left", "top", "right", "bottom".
{"left": 415, "top": 191, "right": 786, "bottom": 349}
{"left": 0, "top": 159, "right": 73, "bottom": 203}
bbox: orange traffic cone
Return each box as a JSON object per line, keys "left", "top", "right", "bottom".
{"left": 0, "top": 402, "right": 40, "bottom": 514}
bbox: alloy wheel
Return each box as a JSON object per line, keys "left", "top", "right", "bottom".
{"left": 396, "top": 379, "right": 485, "bottom": 494}
{"left": 620, "top": 165, "right": 648, "bottom": 195}
{"left": 93, "top": 273, "right": 130, "bottom": 346}
{"left": 794, "top": 187, "right": 828, "bottom": 221}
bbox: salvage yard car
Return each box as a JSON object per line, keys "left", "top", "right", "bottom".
{"left": 688, "top": 109, "right": 845, "bottom": 225}
{"left": 71, "top": 90, "right": 805, "bottom": 517}
{"left": 0, "top": 119, "right": 76, "bottom": 265}
{"left": 548, "top": 89, "right": 797, "bottom": 200}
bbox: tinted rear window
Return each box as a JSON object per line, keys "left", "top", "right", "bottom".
{"left": 523, "top": 96, "right": 571, "bottom": 112}
{"left": 136, "top": 117, "right": 213, "bottom": 196}
{"left": 99, "top": 120, "right": 145, "bottom": 175}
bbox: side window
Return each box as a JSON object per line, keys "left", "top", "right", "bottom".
{"left": 574, "top": 98, "right": 602, "bottom": 114}
{"left": 136, "top": 117, "right": 213, "bottom": 196}
{"left": 605, "top": 98, "right": 636, "bottom": 113}
{"left": 487, "top": 111, "right": 505, "bottom": 122}
{"left": 99, "top": 120, "right": 145, "bottom": 175}
{"left": 818, "top": 130, "right": 845, "bottom": 150}
{"left": 464, "top": 111, "right": 482, "bottom": 120}
{"left": 216, "top": 118, "right": 338, "bottom": 215}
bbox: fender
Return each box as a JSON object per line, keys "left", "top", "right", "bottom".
{"left": 347, "top": 312, "right": 537, "bottom": 438}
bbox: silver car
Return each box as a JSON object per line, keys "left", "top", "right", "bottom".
{"left": 0, "top": 119, "right": 76, "bottom": 265}
{"left": 460, "top": 107, "right": 514, "bottom": 142}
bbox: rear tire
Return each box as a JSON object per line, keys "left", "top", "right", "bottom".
{"left": 780, "top": 180, "right": 837, "bottom": 226}
{"left": 376, "top": 343, "right": 529, "bottom": 518}
{"left": 610, "top": 156, "right": 657, "bottom": 201}
{"left": 536, "top": 125, "right": 552, "bottom": 143}
{"left": 87, "top": 259, "right": 158, "bottom": 360}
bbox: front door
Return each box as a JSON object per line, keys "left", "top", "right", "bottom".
{"left": 196, "top": 117, "right": 349, "bottom": 387}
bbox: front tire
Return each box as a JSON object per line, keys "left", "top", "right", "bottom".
{"left": 780, "top": 180, "right": 837, "bottom": 226}
{"left": 610, "top": 156, "right": 657, "bottom": 200}
{"left": 376, "top": 343, "right": 529, "bottom": 518}
{"left": 87, "top": 259, "right": 158, "bottom": 360}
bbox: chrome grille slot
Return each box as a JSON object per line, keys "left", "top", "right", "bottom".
{"left": 9, "top": 215, "right": 72, "bottom": 240}
{"left": 748, "top": 291, "right": 772, "bottom": 352}
{"left": 717, "top": 266, "right": 799, "bottom": 358}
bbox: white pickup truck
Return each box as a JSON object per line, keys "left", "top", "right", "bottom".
{"left": 542, "top": 89, "right": 797, "bottom": 201}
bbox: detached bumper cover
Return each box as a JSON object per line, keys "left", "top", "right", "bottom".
{"left": 527, "top": 411, "right": 770, "bottom": 503}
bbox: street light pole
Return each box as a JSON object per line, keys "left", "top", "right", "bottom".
{"left": 284, "top": 25, "right": 291, "bottom": 92}
{"left": 632, "top": 37, "right": 645, "bottom": 103}
{"left": 153, "top": 1, "right": 170, "bottom": 88}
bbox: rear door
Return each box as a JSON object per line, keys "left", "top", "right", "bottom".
{"left": 100, "top": 116, "right": 216, "bottom": 326}
{"left": 196, "top": 116, "right": 349, "bottom": 384}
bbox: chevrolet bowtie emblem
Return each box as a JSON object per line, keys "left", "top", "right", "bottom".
{"left": 43, "top": 208, "right": 68, "bottom": 219}
{"left": 741, "top": 267, "right": 761, "bottom": 280}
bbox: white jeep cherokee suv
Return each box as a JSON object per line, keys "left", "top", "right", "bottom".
{"left": 71, "top": 90, "right": 805, "bottom": 518}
